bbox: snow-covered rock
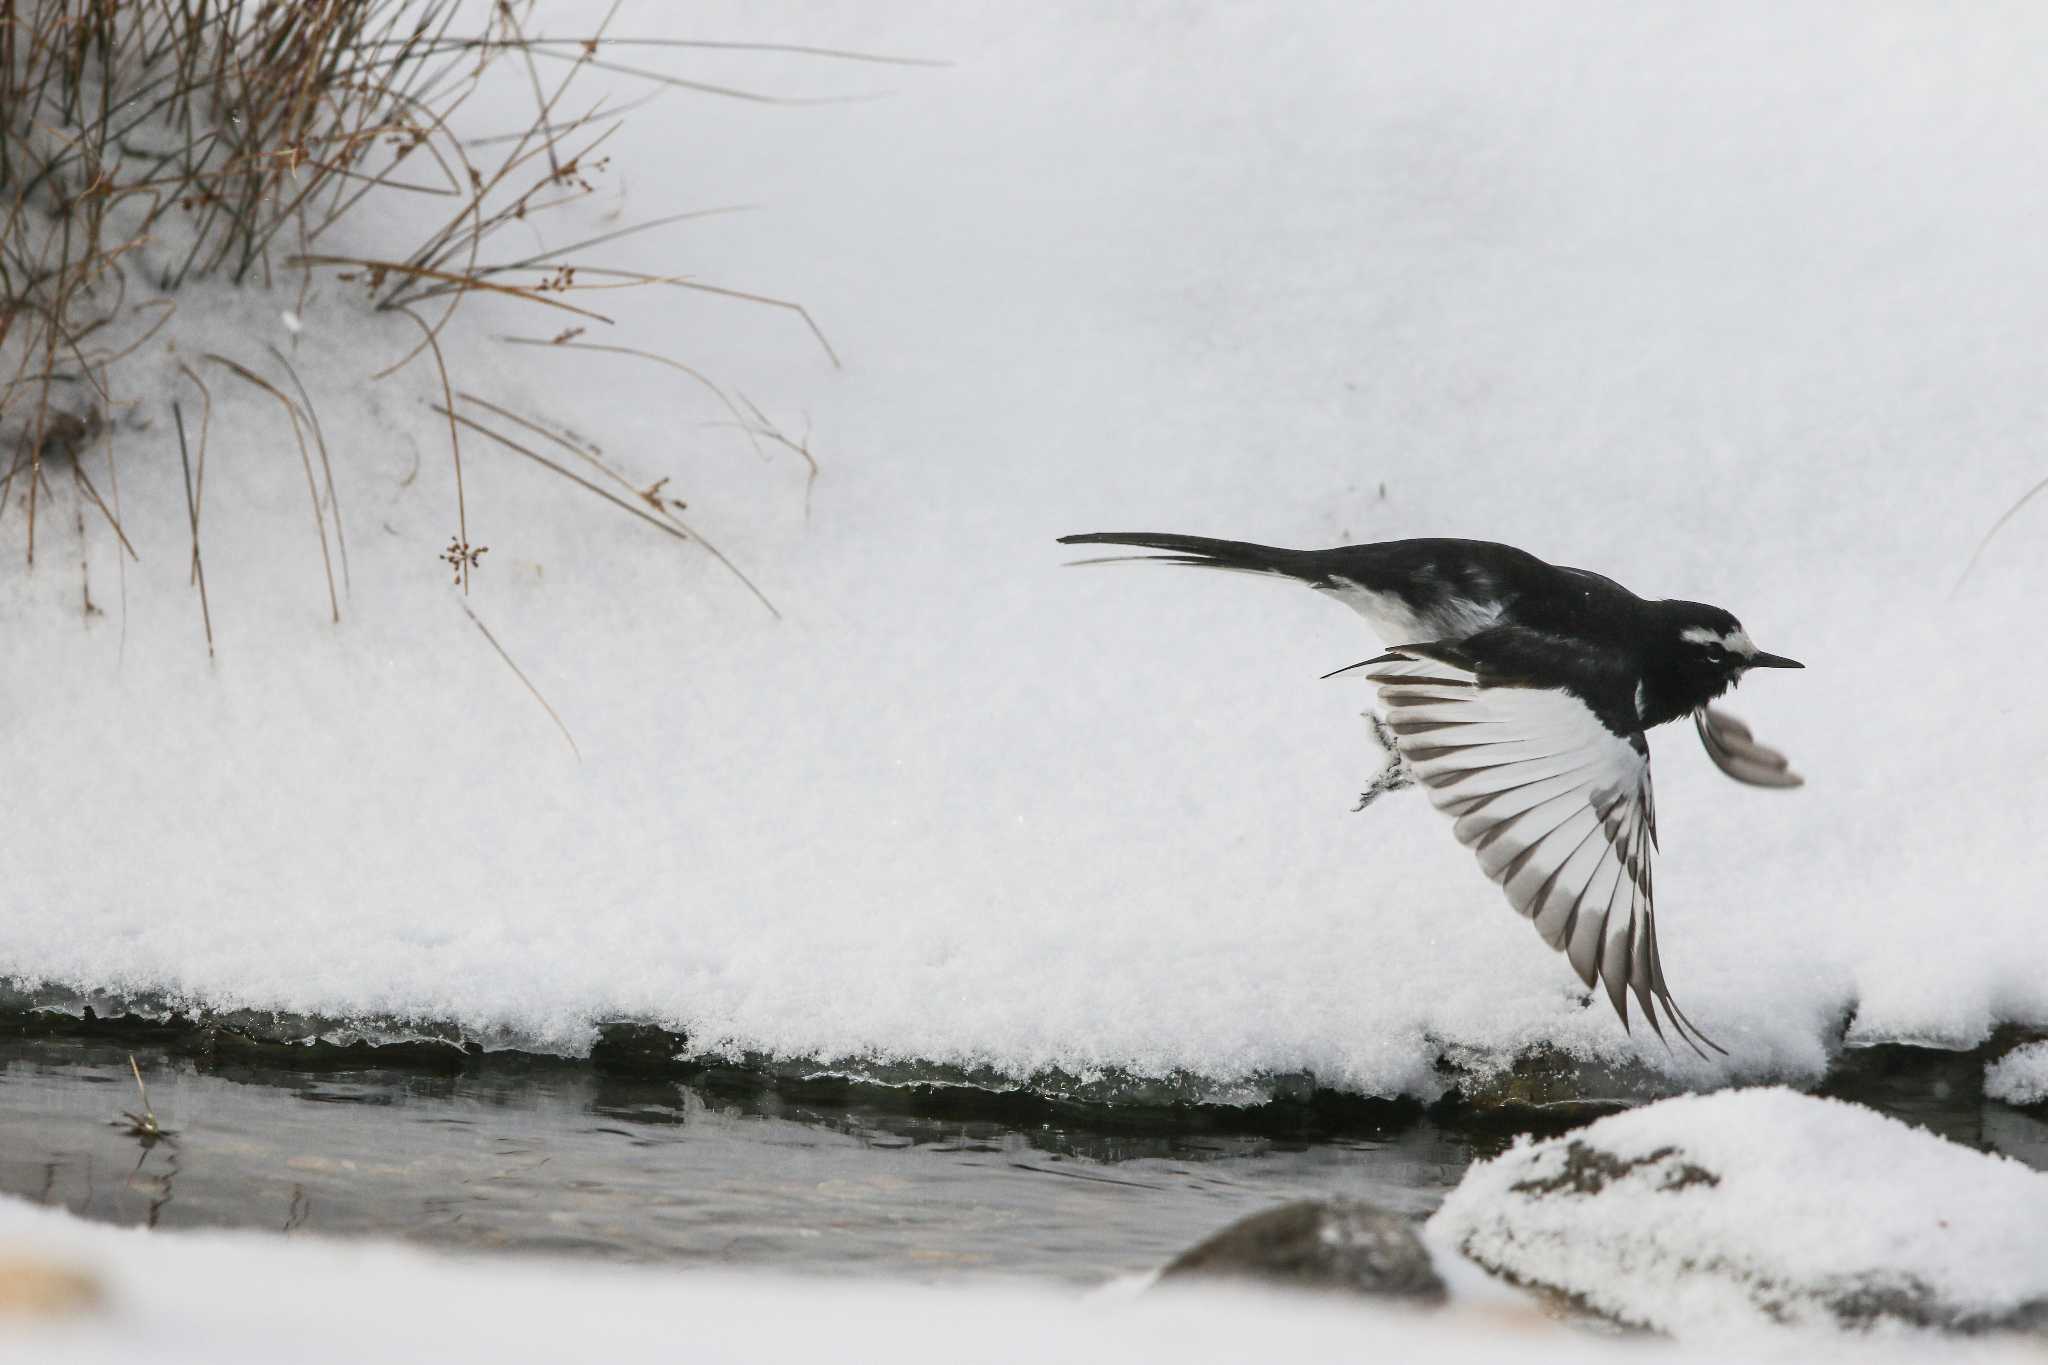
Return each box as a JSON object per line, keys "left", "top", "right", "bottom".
{"left": 1987, "top": 1044, "right": 2048, "bottom": 1108}
{"left": 1431, "top": 1089, "right": 2048, "bottom": 1338}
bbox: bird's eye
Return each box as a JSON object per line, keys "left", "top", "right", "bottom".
{"left": 1704, "top": 643, "right": 1726, "bottom": 663}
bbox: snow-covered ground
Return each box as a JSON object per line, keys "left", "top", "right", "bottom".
{"left": 1431, "top": 1087, "right": 2048, "bottom": 1339}
{"left": 4, "top": 2, "right": 2047, "bottom": 1100}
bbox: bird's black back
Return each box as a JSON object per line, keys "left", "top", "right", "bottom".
{"left": 1304, "top": 538, "right": 1645, "bottom": 640}
{"left": 1058, "top": 532, "right": 1724, "bottom": 735}
{"left": 1060, "top": 532, "right": 1644, "bottom": 634}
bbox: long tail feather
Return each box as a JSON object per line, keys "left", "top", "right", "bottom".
{"left": 1056, "top": 532, "right": 1325, "bottom": 584}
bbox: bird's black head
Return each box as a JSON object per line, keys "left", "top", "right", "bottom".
{"left": 1637, "top": 600, "right": 1803, "bottom": 728}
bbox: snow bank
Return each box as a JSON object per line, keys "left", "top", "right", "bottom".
{"left": 4, "top": 1, "right": 2047, "bottom": 1100}
{"left": 0, "top": 1194, "right": 2032, "bottom": 1365}
{"left": 1430, "top": 1089, "right": 2048, "bottom": 1338}
{"left": 1987, "top": 1045, "right": 2048, "bottom": 1108}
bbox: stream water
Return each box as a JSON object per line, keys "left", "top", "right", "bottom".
{"left": 4, "top": 1035, "right": 2044, "bottom": 1287}
{"left": 0, "top": 1036, "right": 1473, "bottom": 1284}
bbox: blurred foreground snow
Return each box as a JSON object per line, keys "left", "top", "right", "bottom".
{"left": 0, "top": 1186, "right": 2037, "bottom": 1365}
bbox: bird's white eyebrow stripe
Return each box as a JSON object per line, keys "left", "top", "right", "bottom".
{"left": 1680, "top": 626, "right": 1756, "bottom": 655}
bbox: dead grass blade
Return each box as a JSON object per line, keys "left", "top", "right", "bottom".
{"left": 460, "top": 265, "right": 840, "bottom": 369}
{"left": 435, "top": 403, "right": 682, "bottom": 539}
{"left": 495, "top": 336, "right": 765, "bottom": 461}
{"left": 174, "top": 362, "right": 213, "bottom": 586}
{"left": 375, "top": 35, "right": 950, "bottom": 68}
{"left": 439, "top": 397, "right": 779, "bottom": 620}
{"left": 738, "top": 392, "right": 820, "bottom": 519}
{"left": 0, "top": 446, "right": 26, "bottom": 549}
{"left": 69, "top": 456, "right": 137, "bottom": 561}
{"left": 287, "top": 253, "right": 617, "bottom": 324}
{"left": 1952, "top": 473, "right": 2048, "bottom": 598}
{"left": 459, "top": 598, "right": 579, "bottom": 760}
{"left": 408, "top": 204, "right": 756, "bottom": 283}
{"left": 461, "top": 87, "right": 667, "bottom": 147}
{"left": 100, "top": 365, "right": 127, "bottom": 658}
{"left": 395, "top": 307, "right": 474, "bottom": 593}
{"left": 173, "top": 401, "right": 214, "bottom": 658}
{"left": 519, "top": 46, "right": 887, "bottom": 106}
{"left": 203, "top": 353, "right": 339, "bottom": 623}
{"left": 267, "top": 343, "right": 350, "bottom": 593}
{"left": 454, "top": 392, "right": 666, "bottom": 510}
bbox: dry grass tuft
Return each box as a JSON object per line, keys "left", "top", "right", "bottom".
{"left": 3, "top": 0, "right": 878, "bottom": 631}
{"left": 113, "top": 1052, "right": 172, "bottom": 1144}
{"left": 5, "top": 0, "right": 472, "bottom": 565}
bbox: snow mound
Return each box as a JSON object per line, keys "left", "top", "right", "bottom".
{"left": 1430, "top": 1089, "right": 2048, "bottom": 1338}
{"left": 1987, "top": 1045, "right": 2048, "bottom": 1108}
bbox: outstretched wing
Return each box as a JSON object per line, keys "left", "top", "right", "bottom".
{"left": 1364, "top": 650, "right": 1724, "bottom": 1057}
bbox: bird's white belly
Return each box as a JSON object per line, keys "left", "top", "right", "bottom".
{"left": 1320, "top": 577, "right": 1500, "bottom": 645}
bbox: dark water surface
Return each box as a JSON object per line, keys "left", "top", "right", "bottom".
{"left": 0, "top": 1037, "right": 1472, "bottom": 1284}
{"left": 7, "top": 1035, "right": 2045, "bottom": 1286}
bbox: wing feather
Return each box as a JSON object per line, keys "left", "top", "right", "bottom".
{"left": 1565, "top": 843, "right": 1621, "bottom": 989}
{"left": 1364, "top": 651, "right": 1724, "bottom": 1055}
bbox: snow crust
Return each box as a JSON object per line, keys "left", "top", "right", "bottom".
{"left": 0, "top": 1194, "right": 2037, "bottom": 1365}
{"left": 1986, "top": 1045, "right": 2048, "bottom": 1108}
{"left": 4, "top": 1, "right": 2048, "bottom": 1098}
{"left": 1431, "top": 1089, "right": 2048, "bottom": 1338}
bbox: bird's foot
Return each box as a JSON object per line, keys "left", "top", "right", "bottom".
{"left": 1353, "top": 713, "right": 1415, "bottom": 812}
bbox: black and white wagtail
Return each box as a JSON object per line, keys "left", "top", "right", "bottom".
{"left": 1058, "top": 532, "right": 1806, "bottom": 1056}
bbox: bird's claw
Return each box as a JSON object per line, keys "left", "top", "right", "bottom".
{"left": 1354, "top": 713, "right": 1415, "bottom": 811}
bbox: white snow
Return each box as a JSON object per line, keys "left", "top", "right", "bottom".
{"left": 1430, "top": 1088, "right": 2048, "bottom": 1338}
{"left": 0, "top": 1193, "right": 2037, "bottom": 1365}
{"left": 1986, "top": 1044, "right": 2048, "bottom": 1108}
{"left": 4, "top": 1, "right": 2048, "bottom": 1098}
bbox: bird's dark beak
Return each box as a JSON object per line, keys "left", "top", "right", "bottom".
{"left": 1746, "top": 651, "right": 1803, "bottom": 670}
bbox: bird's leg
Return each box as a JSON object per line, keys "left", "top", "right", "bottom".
{"left": 1352, "top": 712, "right": 1415, "bottom": 812}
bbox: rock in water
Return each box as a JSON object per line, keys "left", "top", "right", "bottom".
{"left": 1430, "top": 1087, "right": 2048, "bottom": 1337}
{"left": 1158, "top": 1199, "right": 1446, "bottom": 1304}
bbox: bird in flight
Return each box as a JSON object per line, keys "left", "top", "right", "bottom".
{"left": 1058, "top": 532, "right": 1805, "bottom": 1057}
